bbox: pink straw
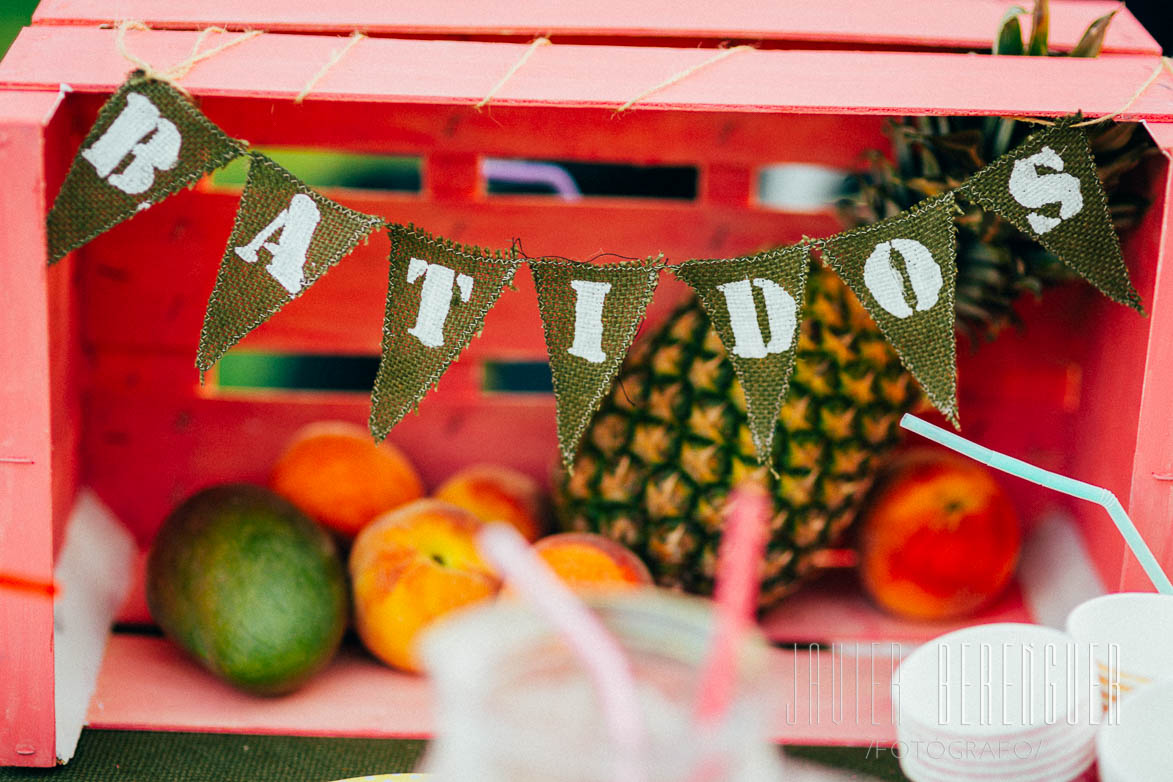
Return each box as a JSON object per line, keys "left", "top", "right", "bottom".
{"left": 694, "top": 483, "right": 771, "bottom": 724}
{"left": 477, "top": 523, "right": 646, "bottom": 782}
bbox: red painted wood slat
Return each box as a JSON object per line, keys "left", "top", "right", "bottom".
{"left": 1121, "top": 135, "right": 1173, "bottom": 590}
{"left": 30, "top": 0, "right": 1161, "bottom": 56}
{"left": 77, "top": 188, "right": 845, "bottom": 355}
{"left": 1, "top": 28, "right": 1171, "bottom": 120}
{"left": 0, "top": 90, "right": 61, "bottom": 769}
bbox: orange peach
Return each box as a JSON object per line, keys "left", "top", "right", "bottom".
{"left": 531, "top": 533, "right": 653, "bottom": 593}
{"left": 272, "top": 421, "right": 424, "bottom": 538}
{"left": 433, "top": 464, "right": 546, "bottom": 542}
{"left": 859, "top": 449, "right": 1020, "bottom": 620}
{"left": 350, "top": 499, "right": 501, "bottom": 673}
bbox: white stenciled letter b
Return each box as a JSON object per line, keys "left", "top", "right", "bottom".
{"left": 1008, "top": 146, "right": 1083, "bottom": 234}
{"left": 81, "top": 93, "right": 181, "bottom": 195}
{"left": 234, "top": 194, "right": 322, "bottom": 295}
{"left": 406, "top": 258, "right": 474, "bottom": 348}
{"left": 567, "top": 280, "right": 611, "bottom": 363}
{"left": 716, "top": 278, "right": 798, "bottom": 359}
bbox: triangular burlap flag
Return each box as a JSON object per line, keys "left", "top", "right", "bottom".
{"left": 818, "top": 192, "right": 960, "bottom": 425}
{"left": 531, "top": 258, "right": 661, "bottom": 468}
{"left": 960, "top": 116, "right": 1141, "bottom": 311}
{"left": 369, "top": 225, "right": 521, "bottom": 441}
{"left": 196, "top": 153, "right": 383, "bottom": 373}
{"left": 46, "top": 73, "right": 245, "bottom": 263}
{"left": 674, "top": 243, "right": 810, "bottom": 460}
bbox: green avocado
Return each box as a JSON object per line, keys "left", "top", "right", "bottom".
{"left": 146, "top": 484, "right": 348, "bottom": 695}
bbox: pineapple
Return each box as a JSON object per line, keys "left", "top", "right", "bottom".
{"left": 552, "top": 3, "right": 1155, "bottom": 609}
{"left": 556, "top": 268, "right": 912, "bottom": 607}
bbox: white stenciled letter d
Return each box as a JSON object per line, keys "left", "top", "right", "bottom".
{"left": 716, "top": 278, "right": 798, "bottom": 359}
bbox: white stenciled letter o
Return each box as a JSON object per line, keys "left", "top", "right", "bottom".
{"left": 80, "top": 93, "right": 181, "bottom": 195}
{"left": 863, "top": 238, "right": 942, "bottom": 319}
{"left": 1008, "top": 145, "right": 1083, "bottom": 234}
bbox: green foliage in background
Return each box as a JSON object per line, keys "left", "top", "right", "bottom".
{"left": 0, "top": 0, "right": 38, "bottom": 58}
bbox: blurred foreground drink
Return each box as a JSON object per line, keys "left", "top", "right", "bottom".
{"left": 418, "top": 589, "right": 785, "bottom": 782}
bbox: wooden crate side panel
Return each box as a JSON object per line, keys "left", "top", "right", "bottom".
{"left": 0, "top": 91, "right": 60, "bottom": 768}
{"left": 2, "top": 29, "right": 1172, "bottom": 120}
{"left": 1121, "top": 136, "right": 1173, "bottom": 591}
{"left": 29, "top": 0, "right": 1161, "bottom": 56}
{"left": 1061, "top": 153, "right": 1166, "bottom": 589}
{"left": 46, "top": 91, "right": 83, "bottom": 561}
{"left": 85, "top": 354, "right": 557, "bottom": 547}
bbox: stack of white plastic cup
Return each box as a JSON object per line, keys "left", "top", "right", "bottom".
{"left": 892, "top": 623, "right": 1099, "bottom": 782}
{"left": 1065, "top": 592, "right": 1173, "bottom": 710}
{"left": 1096, "top": 679, "right": 1173, "bottom": 781}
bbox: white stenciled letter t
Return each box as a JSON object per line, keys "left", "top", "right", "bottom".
{"left": 81, "top": 93, "right": 181, "bottom": 195}
{"left": 406, "top": 258, "right": 474, "bottom": 348}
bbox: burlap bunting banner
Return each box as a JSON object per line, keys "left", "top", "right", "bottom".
{"left": 674, "top": 244, "right": 811, "bottom": 460}
{"left": 196, "top": 153, "right": 383, "bottom": 373}
{"left": 369, "top": 225, "right": 522, "bottom": 441}
{"left": 959, "top": 117, "right": 1142, "bottom": 311}
{"left": 46, "top": 74, "right": 245, "bottom": 264}
{"left": 42, "top": 76, "right": 1144, "bottom": 453}
{"left": 531, "top": 258, "right": 661, "bottom": 469}
{"left": 818, "top": 192, "right": 960, "bottom": 425}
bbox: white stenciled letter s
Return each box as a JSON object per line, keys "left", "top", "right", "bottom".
{"left": 1008, "top": 146, "right": 1083, "bottom": 234}
{"left": 81, "top": 93, "right": 181, "bottom": 195}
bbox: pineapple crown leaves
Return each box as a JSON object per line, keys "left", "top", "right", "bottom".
{"left": 994, "top": 0, "right": 1122, "bottom": 59}
{"left": 839, "top": 1, "right": 1152, "bottom": 345}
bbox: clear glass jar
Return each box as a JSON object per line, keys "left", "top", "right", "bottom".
{"left": 417, "top": 589, "right": 785, "bottom": 782}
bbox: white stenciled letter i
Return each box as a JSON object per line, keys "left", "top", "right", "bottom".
{"left": 567, "top": 280, "right": 611, "bottom": 363}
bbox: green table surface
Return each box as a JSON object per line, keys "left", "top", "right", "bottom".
{"left": 0, "top": 730, "right": 907, "bottom": 781}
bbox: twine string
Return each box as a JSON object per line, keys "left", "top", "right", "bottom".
{"left": 115, "top": 20, "right": 262, "bottom": 93}
{"left": 614, "top": 44, "right": 754, "bottom": 115}
{"left": 1008, "top": 56, "right": 1171, "bottom": 128}
{"left": 296, "top": 31, "right": 367, "bottom": 104}
{"left": 1071, "top": 56, "right": 1172, "bottom": 127}
{"left": 475, "top": 36, "right": 551, "bottom": 111}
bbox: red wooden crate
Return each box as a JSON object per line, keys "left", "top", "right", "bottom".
{"left": 2, "top": 1, "right": 1172, "bottom": 767}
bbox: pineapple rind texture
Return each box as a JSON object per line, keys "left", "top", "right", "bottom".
{"left": 554, "top": 266, "right": 913, "bottom": 608}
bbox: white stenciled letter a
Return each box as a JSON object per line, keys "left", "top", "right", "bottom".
{"left": 406, "top": 258, "right": 474, "bottom": 348}
{"left": 234, "top": 194, "right": 322, "bottom": 295}
{"left": 81, "top": 93, "right": 181, "bottom": 195}
{"left": 716, "top": 278, "right": 798, "bottom": 359}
